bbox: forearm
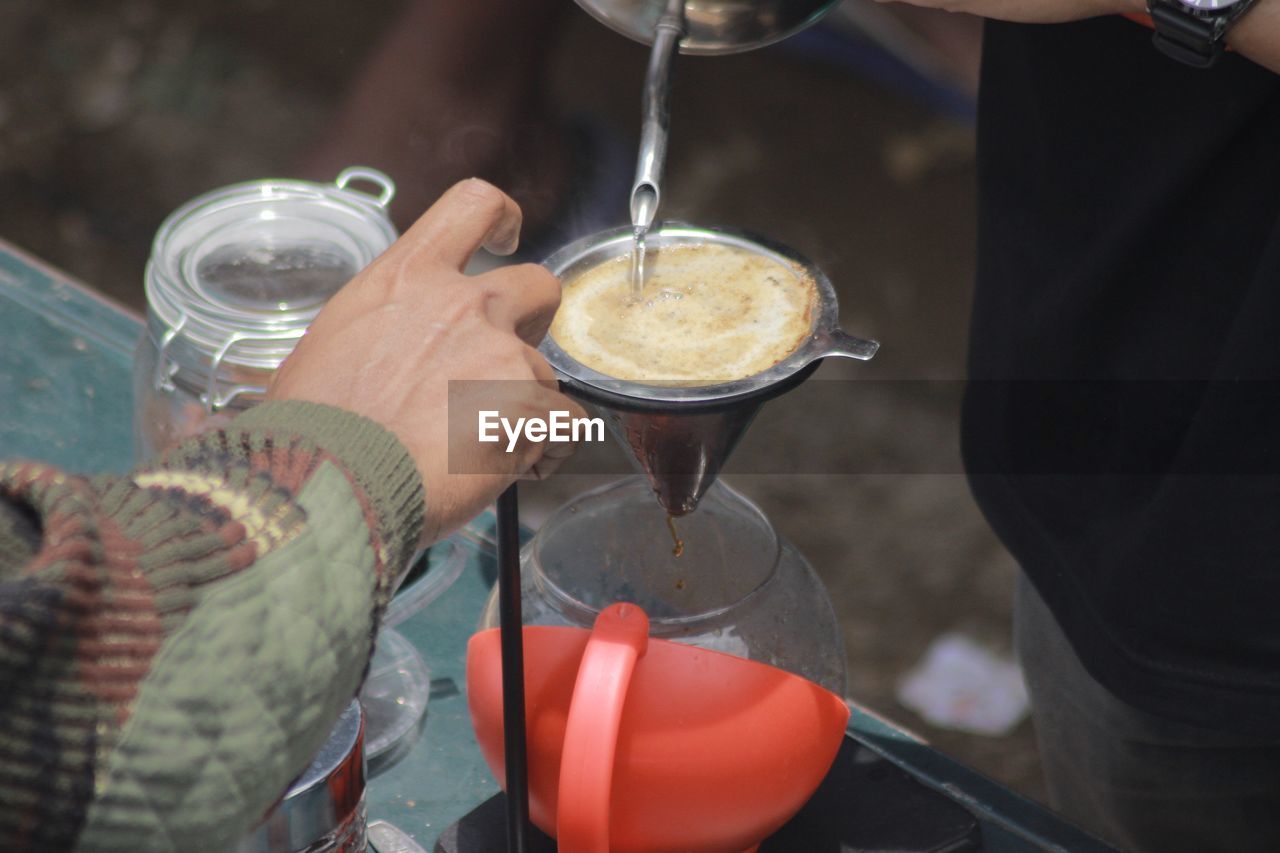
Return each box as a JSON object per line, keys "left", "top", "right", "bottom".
{"left": 881, "top": 0, "right": 1280, "bottom": 72}
{"left": 1230, "top": 0, "right": 1280, "bottom": 73}
{"left": 0, "top": 402, "right": 423, "bottom": 852}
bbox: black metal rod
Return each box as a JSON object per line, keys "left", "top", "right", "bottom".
{"left": 496, "top": 483, "right": 529, "bottom": 853}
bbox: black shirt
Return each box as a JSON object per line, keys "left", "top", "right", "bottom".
{"left": 964, "top": 17, "right": 1280, "bottom": 735}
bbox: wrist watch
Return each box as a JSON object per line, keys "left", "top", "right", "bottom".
{"left": 1147, "top": 0, "right": 1259, "bottom": 68}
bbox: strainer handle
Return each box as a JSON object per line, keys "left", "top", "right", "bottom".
{"left": 818, "top": 329, "right": 879, "bottom": 361}
{"left": 335, "top": 166, "right": 396, "bottom": 209}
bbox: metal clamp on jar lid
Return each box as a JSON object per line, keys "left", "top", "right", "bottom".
{"left": 135, "top": 167, "right": 397, "bottom": 459}
{"left": 143, "top": 167, "right": 397, "bottom": 416}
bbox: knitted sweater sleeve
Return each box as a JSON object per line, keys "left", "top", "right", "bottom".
{"left": 0, "top": 400, "right": 424, "bottom": 852}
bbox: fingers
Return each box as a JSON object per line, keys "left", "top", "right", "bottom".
{"left": 521, "top": 384, "right": 589, "bottom": 481}
{"left": 400, "top": 179, "right": 524, "bottom": 271}
{"left": 481, "top": 264, "right": 563, "bottom": 345}
{"left": 522, "top": 344, "right": 559, "bottom": 389}
{"left": 526, "top": 444, "right": 574, "bottom": 481}
{"left": 525, "top": 417, "right": 582, "bottom": 480}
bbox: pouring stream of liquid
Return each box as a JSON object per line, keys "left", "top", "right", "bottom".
{"left": 666, "top": 513, "right": 685, "bottom": 558}
{"left": 629, "top": 231, "right": 647, "bottom": 299}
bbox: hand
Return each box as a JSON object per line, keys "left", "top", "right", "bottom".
{"left": 873, "top": 0, "right": 1144, "bottom": 24}
{"left": 268, "top": 179, "right": 588, "bottom": 541}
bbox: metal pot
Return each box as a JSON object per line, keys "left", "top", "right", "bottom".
{"left": 573, "top": 0, "right": 841, "bottom": 54}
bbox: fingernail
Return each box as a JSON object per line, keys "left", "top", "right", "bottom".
{"left": 489, "top": 224, "right": 520, "bottom": 256}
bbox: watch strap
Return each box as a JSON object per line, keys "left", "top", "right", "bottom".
{"left": 1150, "top": 2, "right": 1228, "bottom": 68}
{"left": 1148, "top": 0, "right": 1259, "bottom": 68}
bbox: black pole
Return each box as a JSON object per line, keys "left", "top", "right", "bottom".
{"left": 496, "top": 483, "right": 529, "bottom": 853}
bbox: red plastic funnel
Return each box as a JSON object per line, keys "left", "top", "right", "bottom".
{"left": 467, "top": 603, "right": 849, "bottom": 853}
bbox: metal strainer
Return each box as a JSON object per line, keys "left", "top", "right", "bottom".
{"left": 541, "top": 223, "right": 878, "bottom": 515}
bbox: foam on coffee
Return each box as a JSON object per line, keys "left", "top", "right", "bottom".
{"left": 550, "top": 242, "right": 816, "bottom": 384}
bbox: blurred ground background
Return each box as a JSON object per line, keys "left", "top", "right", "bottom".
{"left": 1, "top": 0, "right": 1044, "bottom": 803}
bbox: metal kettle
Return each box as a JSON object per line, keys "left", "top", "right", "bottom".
{"left": 573, "top": 0, "right": 841, "bottom": 54}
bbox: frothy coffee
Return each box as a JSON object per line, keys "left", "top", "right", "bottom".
{"left": 550, "top": 242, "right": 816, "bottom": 384}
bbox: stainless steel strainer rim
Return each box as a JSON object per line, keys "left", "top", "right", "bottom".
{"left": 539, "top": 222, "right": 878, "bottom": 406}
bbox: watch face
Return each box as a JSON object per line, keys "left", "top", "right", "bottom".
{"left": 1176, "top": 0, "right": 1243, "bottom": 9}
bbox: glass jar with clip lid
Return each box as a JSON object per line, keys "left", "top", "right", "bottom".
{"left": 133, "top": 167, "right": 398, "bottom": 460}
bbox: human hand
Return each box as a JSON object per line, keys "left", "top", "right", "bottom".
{"left": 268, "top": 179, "right": 587, "bottom": 542}
{"left": 872, "top": 0, "right": 1144, "bottom": 24}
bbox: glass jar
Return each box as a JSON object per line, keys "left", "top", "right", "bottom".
{"left": 132, "top": 167, "right": 397, "bottom": 461}
{"left": 480, "top": 476, "right": 847, "bottom": 696}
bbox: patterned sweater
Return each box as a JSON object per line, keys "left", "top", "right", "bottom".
{"left": 0, "top": 401, "right": 424, "bottom": 852}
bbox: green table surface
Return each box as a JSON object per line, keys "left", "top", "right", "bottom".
{"left": 0, "top": 238, "right": 1113, "bottom": 852}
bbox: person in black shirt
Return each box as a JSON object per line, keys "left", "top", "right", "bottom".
{"left": 879, "top": 2, "right": 1280, "bottom": 850}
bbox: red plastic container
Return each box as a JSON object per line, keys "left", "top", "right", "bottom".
{"left": 467, "top": 603, "right": 849, "bottom": 853}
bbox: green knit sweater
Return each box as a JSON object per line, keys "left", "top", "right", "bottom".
{"left": 0, "top": 401, "right": 424, "bottom": 852}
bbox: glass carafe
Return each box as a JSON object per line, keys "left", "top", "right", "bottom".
{"left": 480, "top": 476, "right": 846, "bottom": 696}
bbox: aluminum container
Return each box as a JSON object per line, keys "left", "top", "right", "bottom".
{"left": 573, "top": 0, "right": 842, "bottom": 55}
{"left": 238, "top": 700, "right": 367, "bottom": 853}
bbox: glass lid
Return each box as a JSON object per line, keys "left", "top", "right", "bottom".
{"left": 146, "top": 167, "right": 397, "bottom": 370}
{"left": 187, "top": 214, "right": 364, "bottom": 315}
